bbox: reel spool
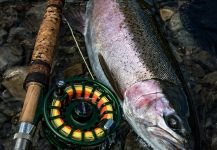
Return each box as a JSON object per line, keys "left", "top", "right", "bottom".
{"left": 43, "top": 78, "right": 121, "bottom": 148}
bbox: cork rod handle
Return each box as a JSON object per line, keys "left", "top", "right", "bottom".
{"left": 20, "top": 0, "right": 64, "bottom": 123}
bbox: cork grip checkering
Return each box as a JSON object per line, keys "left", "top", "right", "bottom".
{"left": 32, "top": 6, "right": 61, "bottom": 65}
{"left": 20, "top": 0, "right": 64, "bottom": 123}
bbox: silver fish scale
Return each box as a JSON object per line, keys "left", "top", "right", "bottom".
{"left": 86, "top": 0, "right": 180, "bottom": 93}
{"left": 117, "top": 0, "right": 179, "bottom": 82}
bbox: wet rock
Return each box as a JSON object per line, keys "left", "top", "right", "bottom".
{"left": 32, "top": 122, "right": 42, "bottom": 148}
{"left": 64, "top": 63, "right": 84, "bottom": 78}
{"left": 211, "top": 124, "right": 217, "bottom": 150}
{"left": 11, "top": 113, "right": 19, "bottom": 125}
{"left": 23, "top": 2, "right": 46, "bottom": 32}
{"left": 169, "top": 13, "right": 183, "bottom": 32}
{"left": 0, "top": 45, "right": 24, "bottom": 73}
{"left": 2, "top": 67, "right": 28, "bottom": 101}
{"left": 7, "top": 27, "right": 30, "bottom": 43}
{"left": 61, "top": 46, "right": 77, "bottom": 54}
{"left": 192, "top": 84, "right": 202, "bottom": 93}
{"left": 21, "top": 39, "right": 35, "bottom": 63}
{"left": 2, "top": 139, "right": 13, "bottom": 150}
{"left": 0, "top": 5, "right": 19, "bottom": 29}
{"left": 205, "top": 117, "right": 213, "bottom": 128}
{"left": 160, "top": 8, "right": 175, "bottom": 21}
{"left": 33, "top": 139, "right": 52, "bottom": 150}
{"left": 0, "top": 113, "right": 7, "bottom": 128}
{"left": 211, "top": 137, "right": 217, "bottom": 150}
{"left": 191, "top": 63, "right": 205, "bottom": 78}
{"left": 4, "top": 100, "right": 22, "bottom": 113}
{"left": 200, "top": 87, "right": 216, "bottom": 105}
{"left": 0, "top": 122, "right": 12, "bottom": 138}
{"left": 172, "top": 49, "right": 183, "bottom": 63}
{"left": 124, "top": 131, "right": 148, "bottom": 150}
{"left": 0, "top": 29, "right": 7, "bottom": 45}
{"left": 0, "top": 143, "right": 4, "bottom": 150}
{"left": 32, "top": 123, "right": 52, "bottom": 150}
{"left": 201, "top": 71, "right": 217, "bottom": 85}
{"left": 0, "top": 0, "right": 8, "bottom": 3}
{"left": 0, "top": 101, "right": 15, "bottom": 117}
{"left": 192, "top": 51, "right": 217, "bottom": 72}
{"left": 175, "top": 30, "right": 196, "bottom": 49}
{"left": 184, "top": 47, "right": 198, "bottom": 56}
{"left": 193, "top": 51, "right": 210, "bottom": 61}
{"left": 183, "top": 58, "right": 205, "bottom": 79}
{"left": 0, "top": 90, "right": 12, "bottom": 100}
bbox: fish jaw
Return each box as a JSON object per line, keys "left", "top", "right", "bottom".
{"left": 123, "top": 80, "right": 192, "bottom": 150}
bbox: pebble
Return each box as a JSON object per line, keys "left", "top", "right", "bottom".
{"left": 62, "top": 46, "right": 77, "bottom": 54}
{"left": 191, "top": 63, "right": 205, "bottom": 78}
{"left": 0, "top": 1, "right": 216, "bottom": 150}
{"left": 0, "top": 45, "right": 24, "bottom": 73}
{"left": 0, "top": 5, "right": 19, "bottom": 29}
{"left": 124, "top": 131, "right": 148, "bottom": 150}
{"left": 0, "top": 89, "right": 12, "bottom": 100}
{"left": 0, "top": 102, "right": 15, "bottom": 117}
{"left": 2, "top": 67, "right": 28, "bottom": 101}
{"left": 11, "top": 114, "right": 19, "bottom": 125}
{"left": 160, "top": 8, "right": 175, "bottom": 21}
{"left": 7, "top": 27, "right": 30, "bottom": 43}
{"left": 201, "top": 71, "right": 217, "bottom": 85}
{"left": 172, "top": 49, "right": 183, "bottom": 63}
{"left": 1, "top": 137, "right": 14, "bottom": 150}
{"left": 0, "top": 143, "right": 4, "bottom": 150}
{"left": 64, "top": 63, "right": 84, "bottom": 78}
{"left": 0, "top": 0, "right": 8, "bottom": 3}
{"left": 32, "top": 122, "right": 41, "bottom": 148}
{"left": 21, "top": 39, "right": 35, "bottom": 63}
{"left": 175, "top": 30, "right": 196, "bottom": 49}
{"left": 23, "top": 2, "right": 46, "bottom": 32}
{"left": 169, "top": 12, "right": 183, "bottom": 32}
{"left": 32, "top": 122, "right": 52, "bottom": 149}
{"left": 192, "top": 51, "right": 217, "bottom": 72}
{"left": 0, "top": 122, "right": 12, "bottom": 138}
{"left": 6, "top": 100, "right": 22, "bottom": 113}
{"left": 211, "top": 124, "right": 217, "bottom": 150}
{"left": 0, "top": 29, "right": 7, "bottom": 45}
{"left": 192, "top": 84, "right": 202, "bottom": 93}
{"left": 211, "top": 136, "right": 217, "bottom": 150}
{"left": 0, "top": 113, "right": 7, "bottom": 128}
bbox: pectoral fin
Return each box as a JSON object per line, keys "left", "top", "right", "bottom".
{"left": 98, "top": 54, "right": 123, "bottom": 100}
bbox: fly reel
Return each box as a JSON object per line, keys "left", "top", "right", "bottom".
{"left": 43, "top": 78, "right": 121, "bottom": 149}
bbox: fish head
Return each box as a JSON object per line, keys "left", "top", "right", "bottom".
{"left": 123, "top": 80, "right": 193, "bottom": 150}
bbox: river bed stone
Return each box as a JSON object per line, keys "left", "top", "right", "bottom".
{"left": 201, "top": 71, "right": 217, "bottom": 85}
{"left": 0, "top": 45, "right": 24, "bottom": 73}
{"left": 0, "top": 0, "right": 216, "bottom": 150}
{"left": 2, "top": 66, "right": 28, "bottom": 101}
{"left": 0, "top": 29, "right": 7, "bottom": 45}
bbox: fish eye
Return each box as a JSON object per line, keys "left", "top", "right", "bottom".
{"left": 164, "top": 114, "right": 181, "bottom": 130}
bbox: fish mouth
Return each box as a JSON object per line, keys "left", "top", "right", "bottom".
{"left": 146, "top": 126, "right": 189, "bottom": 150}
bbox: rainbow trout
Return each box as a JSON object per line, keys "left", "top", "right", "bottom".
{"left": 65, "top": 0, "right": 201, "bottom": 149}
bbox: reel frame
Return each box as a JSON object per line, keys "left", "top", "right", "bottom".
{"left": 43, "top": 78, "right": 122, "bottom": 148}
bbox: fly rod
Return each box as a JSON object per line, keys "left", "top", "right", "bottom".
{"left": 13, "top": 0, "right": 65, "bottom": 149}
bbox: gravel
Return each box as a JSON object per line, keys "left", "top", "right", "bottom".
{"left": 0, "top": 0, "right": 216, "bottom": 150}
